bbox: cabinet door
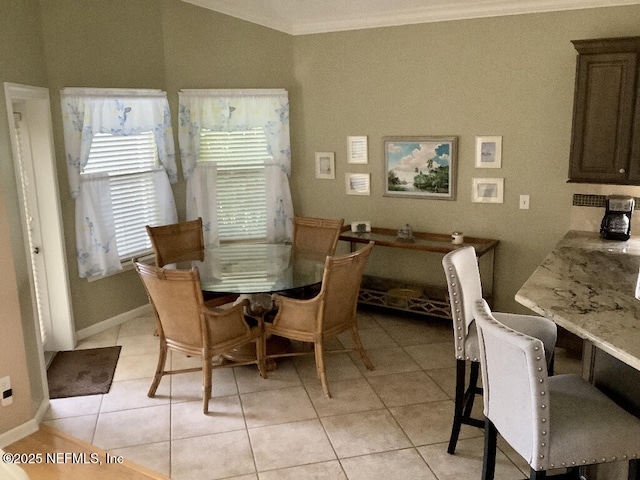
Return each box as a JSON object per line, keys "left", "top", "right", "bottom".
{"left": 627, "top": 82, "right": 640, "bottom": 183}
{"left": 568, "top": 52, "right": 638, "bottom": 183}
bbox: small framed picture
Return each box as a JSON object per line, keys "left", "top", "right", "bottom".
{"left": 347, "top": 136, "right": 368, "bottom": 164}
{"left": 475, "top": 136, "right": 502, "bottom": 168}
{"left": 472, "top": 177, "right": 504, "bottom": 203}
{"left": 315, "top": 152, "right": 335, "bottom": 179}
{"left": 345, "top": 173, "right": 370, "bottom": 195}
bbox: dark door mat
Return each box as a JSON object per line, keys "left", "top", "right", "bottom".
{"left": 47, "top": 346, "right": 122, "bottom": 399}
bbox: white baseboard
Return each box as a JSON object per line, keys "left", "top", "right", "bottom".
{"left": 0, "top": 306, "right": 153, "bottom": 448}
{"left": 0, "top": 419, "right": 39, "bottom": 449}
{"left": 75, "top": 304, "right": 152, "bottom": 341}
{"left": 33, "top": 397, "right": 50, "bottom": 424}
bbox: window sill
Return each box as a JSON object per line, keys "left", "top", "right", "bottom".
{"left": 86, "top": 252, "right": 155, "bottom": 283}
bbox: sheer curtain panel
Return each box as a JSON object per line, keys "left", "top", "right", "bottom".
{"left": 178, "top": 89, "right": 293, "bottom": 246}
{"left": 61, "top": 88, "right": 178, "bottom": 278}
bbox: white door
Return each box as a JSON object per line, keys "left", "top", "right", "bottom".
{"left": 12, "top": 109, "right": 53, "bottom": 351}
{"left": 4, "top": 83, "right": 75, "bottom": 357}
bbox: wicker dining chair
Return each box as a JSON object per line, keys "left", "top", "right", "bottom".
{"left": 288, "top": 216, "right": 345, "bottom": 299}
{"left": 133, "top": 260, "right": 265, "bottom": 414}
{"left": 146, "top": 217, "right": 237, "bottom": 308}
{"left": 146, "top": 217, "right": 206, "bottom": 267}
{"left": 263, "top": 241, "right": 375, "bottom": 397}
{"left": 292, "top": 216, "right": 344, "bottom": 256}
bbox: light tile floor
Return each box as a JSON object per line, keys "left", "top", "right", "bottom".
{"left": 43, "top": 307, "right": 582, "bottom": 480}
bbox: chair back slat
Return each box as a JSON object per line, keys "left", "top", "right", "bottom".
{"left": 321, "top": 242, "right": 373, "bottom": 333}
{"left": 146, "top": 218, "right": 205, "bottom": 267}
{"left": 293, "top": 216, "right": 344, "bottom": 256}
{"left": 135, "top": 262, "right": 204, "bottom": 347}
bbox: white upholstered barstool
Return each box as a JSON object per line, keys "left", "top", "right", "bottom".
{"left": 475, "top": 298, "right": 640, "bottom": 480}
{"left": 442, "top": 245, "right": 557, "bottom": 454}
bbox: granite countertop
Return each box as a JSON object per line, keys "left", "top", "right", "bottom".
{"left": 516, "top": 230, "right": 640, "bottom": 371}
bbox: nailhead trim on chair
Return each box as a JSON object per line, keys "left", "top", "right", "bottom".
{"left": 536, "top": 347, "right": 548, "bottom": 468}
{"left": 448, "top": 267, "right": 481, "bottom": 361}
{"left": 475, "top": 302, "right": 553, "bottom": 472}
{"left": 444, "top": 255, "right": 487, "bottom": 455}
{"left": 479, "top": 303, "right": 640, "bottom": 473}
{"left": 550, "top": 454, "right": 639, "bottom": 469}
{"left": 448, "top": 267, "right": 467, "bottom": 361}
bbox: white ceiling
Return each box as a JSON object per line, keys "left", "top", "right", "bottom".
{"left": 183, "top": 0, "right": 640, "bottom": 35}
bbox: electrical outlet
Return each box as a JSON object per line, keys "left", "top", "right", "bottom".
{"left": 519, "top": 194, "right": 530, "bottom": 210}
{"left": 0, "top": 376, "right": 12, "bottom": 406}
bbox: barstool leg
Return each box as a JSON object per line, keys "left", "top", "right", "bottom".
{"left": 629, "top": 458, "right": 639, "bottom": 480}
{"left": 448, "top": 359, "right": 466, "bottom": 454}
{"left": 529, "top": 468, "right": 546, "bottom": 479}
{"left": 565, "top": 466, "right": 580, "bottom": 479}
{"left": 448, "top": 359, "right": 484, "bottom": 454}
{"left": 482, "top": 418, "right": 497, "bottom": 480}
{"left": 463, "top": 360, "right": 480, "bottom": 418}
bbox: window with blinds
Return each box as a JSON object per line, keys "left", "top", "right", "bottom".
{"left": 198, "top": 128, "right": 268, "bottom": 241}
{"left": 83, "top": 131, "right": 161, "bottom": 259}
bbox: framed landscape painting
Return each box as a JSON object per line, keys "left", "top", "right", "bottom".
{"left": 384, "top": 136, "right": 458, "bottom": 200}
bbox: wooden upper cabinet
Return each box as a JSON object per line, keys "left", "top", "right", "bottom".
{"left": 568, "top": 37, "right": 640, "bottom": 184}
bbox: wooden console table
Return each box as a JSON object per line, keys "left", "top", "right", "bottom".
{"left": 339, "top": 227, "right": 499, "bottom": 319}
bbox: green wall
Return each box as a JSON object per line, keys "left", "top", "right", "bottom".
{"left": 36, "top": 0, "right": 294, "bottom": 330}
{"left": 0, "top": 0, "right": 49, "bottom": 431}
{"left": 160, "top": 0, "right": 295, "bottom": 219}
{"left": 2, "top": 2, "right": 640, "bottom": 431}
{"left": 33, "top": 0, "right": 640, "bottom": 328}
{"left": 38, "top": 0, "right": 169, "bottom": 330}
{"left": 291, "top": 6, "right": 640, "bottom": 312}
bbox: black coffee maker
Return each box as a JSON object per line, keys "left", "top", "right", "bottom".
{"left": 600, "top": 195, "right": 634, "bottom": 240}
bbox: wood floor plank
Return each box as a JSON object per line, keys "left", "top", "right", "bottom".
{"left": 5, "top": 424, "right": 169, "bottom": 480}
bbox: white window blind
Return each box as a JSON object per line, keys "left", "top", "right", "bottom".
{"left": 198, "top": 128, "right": 268, "bottom": 241}
{"left": 83, "top": 131, "right": 161, "bottom": 259}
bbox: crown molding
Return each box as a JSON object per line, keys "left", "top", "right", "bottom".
{"left": 183, "top": 0, "right": 640, "bottom": 35}
{"left": 182, "top": 0, "right": 293, "bottom": 33}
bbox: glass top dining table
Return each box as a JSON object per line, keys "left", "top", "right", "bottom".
{"left": 193, "top": 243, "right": 327, "bottom": 295}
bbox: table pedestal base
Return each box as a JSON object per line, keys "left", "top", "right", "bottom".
{"left": 221, "top": 335, "right": 291, "bottom": 371}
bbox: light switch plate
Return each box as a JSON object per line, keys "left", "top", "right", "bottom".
{"left": 0, "top": 376, "right": 12, "bottom": 406}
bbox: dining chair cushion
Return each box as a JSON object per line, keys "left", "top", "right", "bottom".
{"left": 544, "top": 373, "right": 640, "bottom": 469}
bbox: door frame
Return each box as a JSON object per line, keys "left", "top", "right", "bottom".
{"left": 4, "top": 83, "right": 75, "bottom": 357}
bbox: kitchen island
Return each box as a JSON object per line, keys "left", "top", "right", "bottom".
{"left": 516, "top": 230, "right": 640, "bottom": 479}
{"left": 516, "top": 230, "right": 640, "bottom": 372}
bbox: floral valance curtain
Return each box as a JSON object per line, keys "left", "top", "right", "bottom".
{"left": 60, "top": 88, "right": 178, "bottom": 278}
{"left": 61, "top": 88, "right": 178, "bottom": 198}
{"left": 178, "top": 89, "right": 293, "bottom": 245}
